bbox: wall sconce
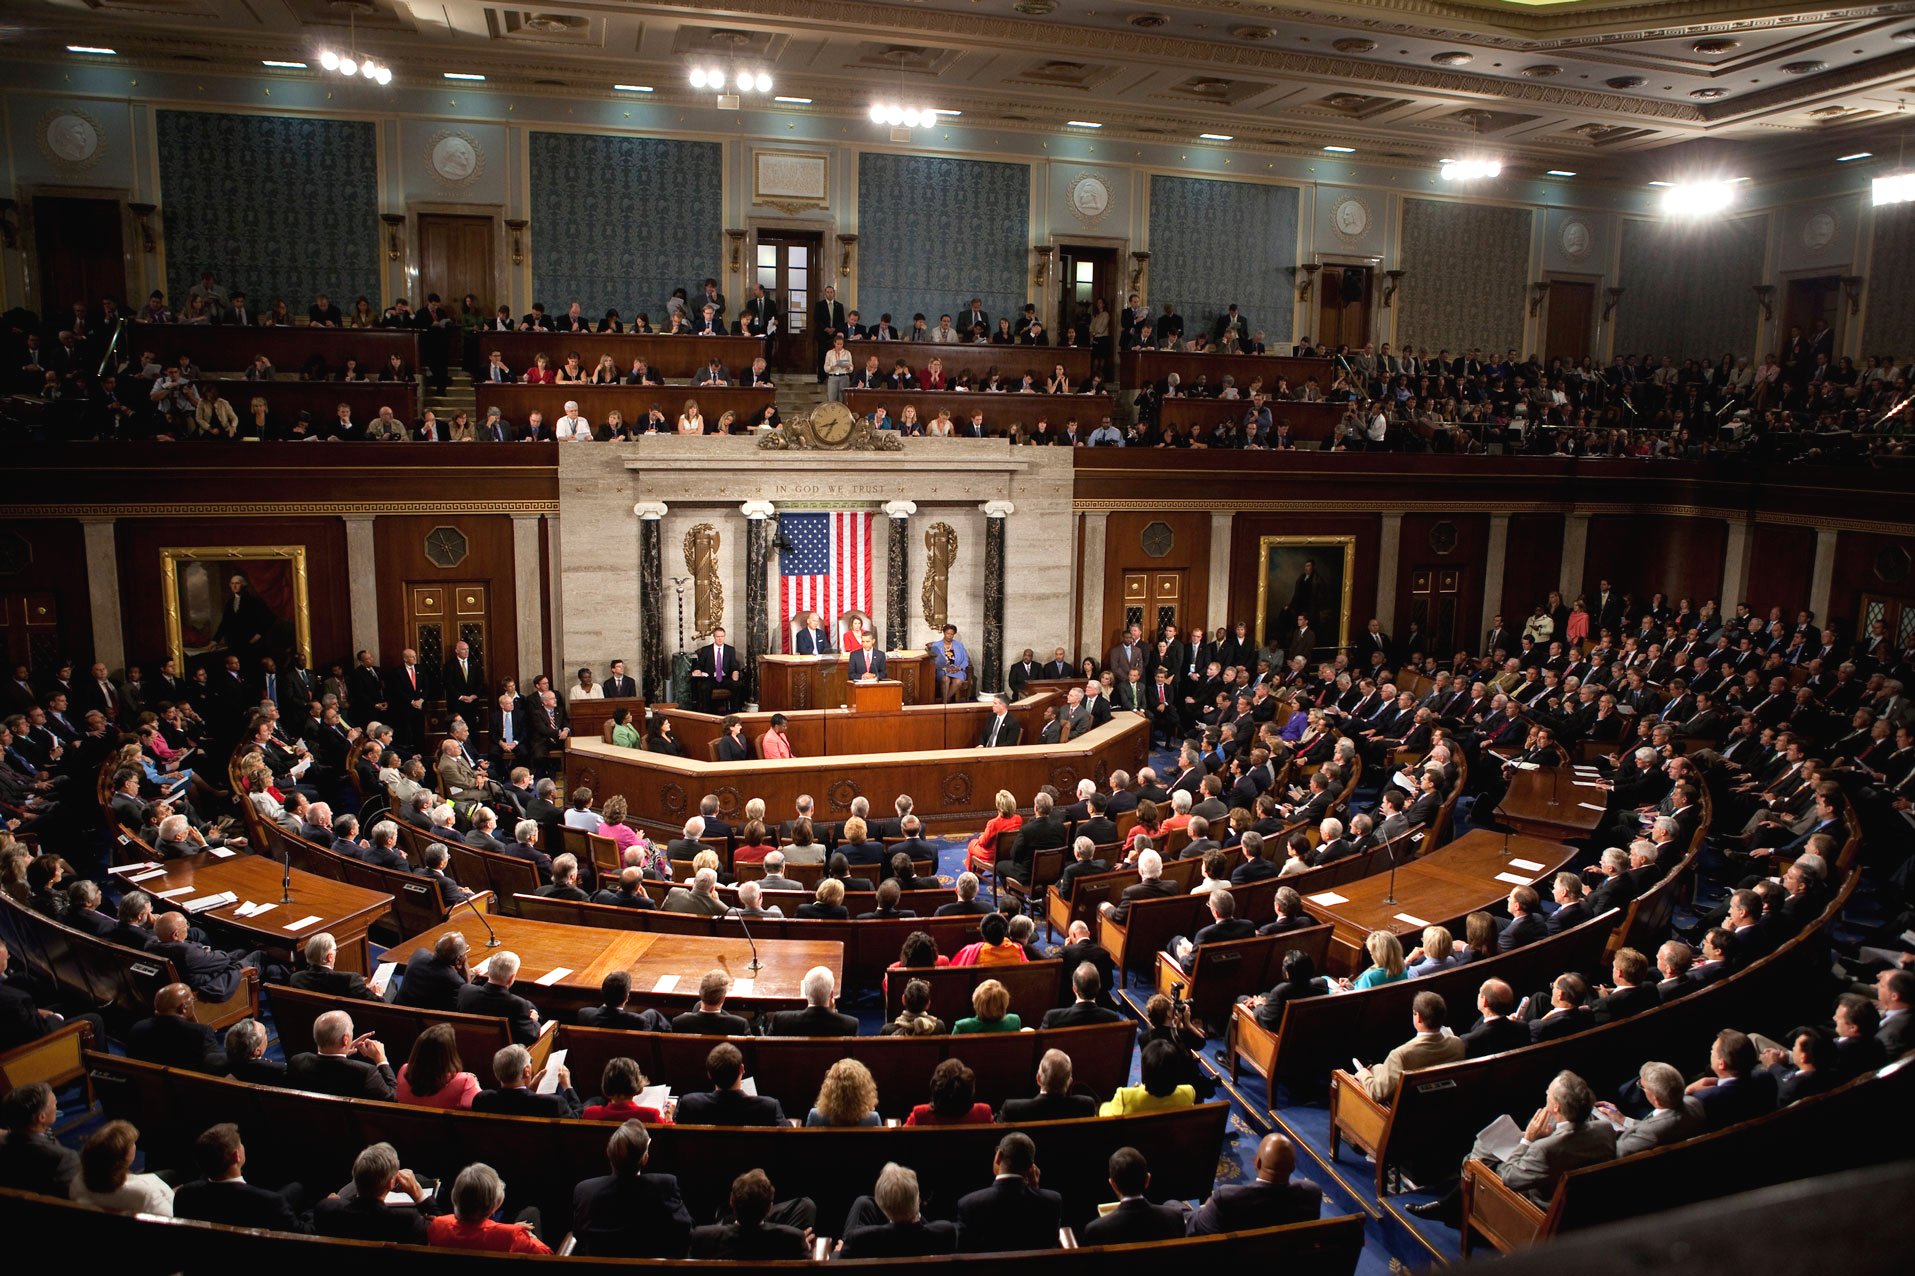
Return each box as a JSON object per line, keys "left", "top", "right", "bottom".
{"left": 1752, "top": 284, "right": 1775, "bottom": 322}
{"left": 726, "top": 228, "right": 746, "bottom": 276}
{"left": 1528, "top": 280, "right": 1552, "bottom": 318}
{"left": 128, "top": 203, "right": 157, "bottom": 254}
{"left": 1381, "top": 269, "right": 1404, "bottom": 308}
{"left": 380, "top": 213, "right": 406, "bottom": 262}
{"left": 1840, "top": 275, "right": 1865, "bottom": 316}
{"left": 1129, "top": 250, "right": 1150, "bottom": 292}
{"left": 1602, "top": 286, "right": 1625, "bottom": 321}
{"left": 1033, "top": 244, "right": 1053, "bottom": 290}
{"left": 505, "top": 218, "right": 528, "bottom": 265}
{"left": 836, "top": 233, "right": 857, "bottom": 277}
{"left": 0, "top": 199, "right": 16, "bottom": 251}
{"left": 1294, "top": 262, "right": 1321, "bottom": 303}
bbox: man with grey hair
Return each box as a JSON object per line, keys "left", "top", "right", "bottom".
{"left": 663, "top": 867, "right": 727, "bottom": 916}
{"left": 1057, "top": 835, "right": 1109, "bottom": 901}
{"left": 223, "top": 1016, "right": 285, "bottom": 1085}
{"left": 766, "top": 965, "right": 857, "bottom": 1036}
{"left": 454, "top": 949, "right": 541, "bottom": 1042}
{"left": 1594, "top": 1061, "right": 1705, "bottom": 1156}
{"left": 312, "top": 1142, "right": 430, "bottom": 1242}
{"left": 1232, "top": 829, "right": 1278, "bottom": 883}
{"left": 1103, "top": 848, "right": 1175, "bottom": 923}
{"left": 462, "top": 805, "right": 504, "bottom": 852}
{"left": 839, "top": 1162, "right": 956, "bottom": 1257}
{"left": 472, "top": 1043, "right": 577, "bottom": 1117}
{"left": 495, "top": 817, "right": 552, "bottom": 878}
{"left": 758, "top": 849, "right": 801, "bottom": 892}
{"left": 999, "top": 1048, "right": 1097, "bottom": 1122}
{"left": 299, "top": 800, "right": 335, "bottom": 847}
{"left": 285, "top": 1008, "right": 396, "bottom": 1100}
{"left": 395, "top": 930, "right": 471, "bottom": 1011}
{"left": 289, "top": 931, "right": 378, "bottom": 1000}
{"left": 533, "top": 852, "right": 589, "bottom": 901}
{"left": 353, "top": 818, "right": 404, "bottom": 871}
{"left": 726, "top": 879, "right": 784, "bottom": 919}
{"left": 1410, "top": 1069, "right": 1616, "bottom": 1222}
{"left": 778, "top": 794, "right": 816, "bottom": 843}
{"left": 934, "top": 871, "right": 989, "bottom": 917}
{"left": 1587, "top": 846, "right": 1642, "bottom": 916}
{"left": 666, "top": 816, "right": 707, "bottom": 862}
{"left": 415, "top": 841, "right": 472, "bottom": 904}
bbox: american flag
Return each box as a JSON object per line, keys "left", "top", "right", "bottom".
{"left": 778, "top": 511, "right": 874, "bottom": 650}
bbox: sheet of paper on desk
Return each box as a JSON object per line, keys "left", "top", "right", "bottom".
{"left": 1508, "top": 858, "right": 1546, "bottom": 872}
{"left": 536, "top": 1050, "right": 568, "bottom": 1095}
{"left": 283, "top": 914, "right": 323, "bottom": 932}
{"left": 1577, "top": 801, "right": 1607, "bottom": 812}
{"left": 209, "top": 847, "right": 237, "bottom": 859}
{"left": 108, "top": 862, "right": 161, "bottom": 876}
{"left": 1307, "top": 891, "right": 1349, "bottom": 906}
{"left": 473, "top": 956, "right": 493, "bottom": 978}
{"left": 127, "top": 868, "right": 168, "bottom": 883}
{"left": 731, "top": 977, "right": 755, "bottom": 996}
{"left": 1573, "top": 781, "right": 1605, "bottom": 790}
{"left": 243, "top": 902, "right": 277, "bottom": 918}
{"left": 652, "top": 974, "right": 679, "bottom": 993}
{"left": 1493, "top": 871, "right": 1534, "bottom": 886}
{"left": 1392, "top": 912, "right": 1430, "bottom": 928}
{"left": 1508, "top": 760, "right": 1539, "bottom": 771}
{"left": 534, "top": 967, "right": 573, "bottom": 986}
{"left": 154, "top": 886, "right": 194, "bottom": 899}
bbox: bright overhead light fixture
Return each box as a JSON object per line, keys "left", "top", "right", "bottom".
{"left": 262, "top": 59, "right": 308, "bottom": 69}
{"left": 774, "top": 95, "right": 811, "bottom": 104}
{"left": 1660, "top": 179, "right": 1738, "bottom": 217}
{"left": 932, "top": 108, "right": 962, "bottom": 116}
{"left": 1836, "top": 152, "right": 1872, "bottom": 162}
{"left": 1547, "top": 169, "right": 1577, "bottom": 177}
{"left": 614, "top": 83, "right": 653, "bottom": 92}
{"left": 67, "top": 45, "right": 117, "bottom": 55}
{"left": 1874, "top": 173, "right": 1915, "bottom": 206}
{"left": 443, "top": 72, "right": 485, "bottom": 81}
{"left": 1200, "top": 133, "right": 1234, "bottom": 141}
{"left": 1323, "top": 145, "right": 1356, "bottom": 154}
{"left": 1067, "top": 120, "right": 1101, "bottom": 128}
{"left": 1647, "top": 180, "right": 1671, "bottom": 187}
{"left": 1440, "top": 158, "right": 1502, "bottom": 181}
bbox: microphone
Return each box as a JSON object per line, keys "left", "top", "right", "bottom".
{"left": 280, "top": 842, "right": 294, "bottom": 904}
{"left": 732, "top": 907, "right": 764, "bottom": 973}
{"left": 460, "top": 890, "right": 502, "bottom": 948}
{"left": 1379, "top": 827, "right": 1404, "bottom": 906}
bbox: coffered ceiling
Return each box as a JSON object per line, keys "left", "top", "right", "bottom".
{"left": 8, "top": 0, "right": 1915, "bottom": 179}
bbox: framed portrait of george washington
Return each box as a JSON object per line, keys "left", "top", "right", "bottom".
{"left": 161, "top": 545, "right": 311, "bottom": 674}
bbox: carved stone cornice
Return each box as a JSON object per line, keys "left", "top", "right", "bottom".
{"left": 0, "top": 501, "right": 560, "bottom": 518}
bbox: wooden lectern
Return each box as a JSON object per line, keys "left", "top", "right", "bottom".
{"left": 847, "top": 679, "right": 904, "bottom": 713}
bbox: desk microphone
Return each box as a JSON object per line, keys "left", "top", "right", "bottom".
{"left": 280, "top": 844, "right": 294, "bottom": 904}
{"left": 460, "top": 892, "right": 502, "bottom": 948}
{"left": 1380, "top": 828, "right": 1406, "bottom": 906}
{"left": 733, "top": 909, "right": 764, "bottom": 973}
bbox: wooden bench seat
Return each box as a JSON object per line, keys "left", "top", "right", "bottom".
{"left": 1153, "top": 923, "right": 1336, "bottom": 1035}
{"left": 879, "top": 959, "right": 1065, "bottom": 1027}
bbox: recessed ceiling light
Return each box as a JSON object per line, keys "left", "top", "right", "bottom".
{"left": 932, "top": 108, "right": 962, "bottom": 116}
{"left": 1323, "top": 145, "right": 1356, "bottom": 153}
{"left": 1067, "top": 120, "right": 1102, "bottom": 128}
{"left": 1200, "top": 133, "right": 1234, "bottom": 141}
{"left": 1647, "top": 180, "right": 1671, "bottom": 187}
{"left": 773, "top": 95, "right": 811, "bottom": 104}
{"left": 67, "top": 45, "right": 117, "bottom": 55}
{"left": 262, "top": 59, "right": 308, "bottom": 69}
{"left": 614, "top": 83, "right": 654, "bottom": 93}
{"left": 443, "top": 72, "right": 486, "bottom": 81}
{"left": 1547, "top": 170, "right": 1577, "bottom": 177}
{"left": 1836, "top": 152, "right": 1872, "bottom": 162}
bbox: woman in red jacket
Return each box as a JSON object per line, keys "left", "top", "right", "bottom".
{"left": 964, "top": 788, "right": 1023, "bottom": 876}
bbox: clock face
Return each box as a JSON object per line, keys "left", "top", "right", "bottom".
{"left": 1333, "top": 197, "right": 1370, "bottom": 239}
{"left": 424, "top": 526, "right": 469, "bottom": 568}
{"left": 810, "top": 402, "right": 856, "bottom": 446}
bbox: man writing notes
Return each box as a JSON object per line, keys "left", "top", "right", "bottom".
{"left": 691, "top": 627, "right": 743, "bottom": 711}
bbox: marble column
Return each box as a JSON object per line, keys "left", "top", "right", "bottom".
{"left": 1374, "top": 512, "right": 1403, "bottom": 634}
{"left": 1077, "top": 511, "right": 1108, "bottom": 659}
{"left": 741, "top": 501, "right": 776, "bottom": 705}
{"left": 544, "top": 515, "right": 565, "bottom": 679}
{"left": 1206, "top": 513, "right": 1234, "bottom": 632}
{"left": 1721, "top": 517, "right": 1753, "bottom": 610}
{"left": 1809, "top": 528, "right": 1839, "bottom": 626}
{"left": 510, "top": 514, "right": 545, "bottom": 682}
{"left": 79, "top": 517, "right": 125, "bottom": 672}
{"left": 634, "top": 502, "right": 668, "bottom": 700}
{"left": 1559, "top": 512, "right": 1590, "bottom": 602}
{"left": 980, "top": 501, "right": 1015, "bottom": 694}
{"left": 882, "top": 500, "right": 916, "bottom": 650}
{"left": 342, "top": 516, "right": 380, "bottom": 659}
{"left": 1480, "top": 513, "right": 1511, "bottom": 646}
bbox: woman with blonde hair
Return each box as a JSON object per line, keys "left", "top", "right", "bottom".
{"left": 964, "top": 789, "right": 1022, "bottom": 876}
{"left": 806, "top": 1058, "right": 880, "bottom": 1126}
{"left": 71, "top": 1120, "right": 173, "bottom": 1216}
{"left": 1341, "top": 929, "right": 1408, "bottom": 990}
{"left": 600, "top": 795, "right": 642, "bottom": 855}
{"left": 1406, "top": 925, "right": 1464, "bottom": 977}
{"left": 952, "top": 977, "right": 1022, "bottom": 1033}
{"left": 677, "top": 397, "right": 705, "bottom": 434}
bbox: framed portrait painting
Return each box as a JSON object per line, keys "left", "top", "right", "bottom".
{"left": 1256, "top": 536, "right": 1355, "bottom": 658}
{"left": 161, "top": 545, "right": 311, "bottom": 673}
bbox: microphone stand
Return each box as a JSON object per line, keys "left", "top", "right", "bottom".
{"left": 460, "top": 893, "right": 502, "bottom": 948}
{"left": 1380, "top": 831, "right": 1402, "bottom": 906}
{"left": 280, "top": 843, "right": 294, "bottom": 904}
{"left": 734, "top": 910, "right": 764, "bottom": 973}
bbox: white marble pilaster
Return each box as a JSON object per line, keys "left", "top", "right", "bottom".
{"left": 80, "top": 518, "right": 125, "bottom": 672}
{"left": 1560, "top": 512, "right": 1590, "bottom": 603}
{"left": 1809, "top": 528, "right": 1839, "bottom": 626}
{"left": 1077, "top": 511, "right": 1108, "bottom": 659}
{"left": 1206, "top": 513, "right": 1233, "bottom": 632}
{"left": 510, "top": 514, "right": 545, "bottom": 683}
{"left": 1481, "top": 513, "right": 1511, "bottom": 645}
{"left": 543, "top": 514, "right": 564, "bottom": 679}
{"left": 341, "top": 516, "right": 380, "bottom": 658}
{"left": 1375, "top": 512, "right": 1403, "bottom": 633}
{"left": 1720, "top": 518, "right": 1753, "bottom": 611}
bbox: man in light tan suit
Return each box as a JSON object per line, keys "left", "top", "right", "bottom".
{"left": 1358, "top": 990, "right": 1467, "bottom": 1102}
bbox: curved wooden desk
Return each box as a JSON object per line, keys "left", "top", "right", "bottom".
{"left": 566, "top": 704, "right": 1149, "bottom": 837}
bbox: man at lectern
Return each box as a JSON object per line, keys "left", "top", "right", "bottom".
{"left": 849, "top": 631, "right": 888, "bottom": 683}
{"left": 795, "top": 614, "right": 835, "bottom": 656}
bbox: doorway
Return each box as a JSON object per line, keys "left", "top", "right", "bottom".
{"left": 1783, "top": 276, "right": 1842, "bottom": 349}
{"left": 33, "top": 195, "right": 125, "bottom": 328}
{"left": 1405, "top": 567, "right": 1466, "bottom": 657}
{"left": 418, "top": 214, "right": 495, "bottom": 316}
{"left": 754, "top": 231, "right": 823, "bottom": 371}
{"left": 405, "top": 580, "right": 490, "bottom": 738}
{"left": 1056, "top": 243, "right": 1119, "bottom": 375}
{"left": 1543, "top": 280, "right": 1596, "bottom": 362}
{"left": 0, "top": 592, "right": 65, "bottom": 680}
{"left": 1315, "top": 264, "right": 1371, "bottom": 351}
{"left": 1120, "top": 569, "right": 1186, "bottom": 641}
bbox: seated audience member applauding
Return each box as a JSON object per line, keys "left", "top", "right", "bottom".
{"left": 1100, "top": 1039, "right": 1198, "bottom": 1115}
{"left": 395, "top": 1023, "right": 480, "bottom": 1109}
{"left": 953, "top": 977, "right": 1022, "bottom": 1034}
{"left": 906, "top": 1058, "right": 994, "bottom": 1126}
{"left": 838, "top": 1163, "right": 957, "bottom": 1258}
{"left": 956, "top": 1133, "right": 1061, "bottom": 1253}
{"left": 807, "top": 1058, "right": 882, "bottom": 1126}
{"left": 429, "top": 1162, "right": 550, "bottom": 1255}
{"left": 71, "top": 1120, "right": 173, "bottom": 1217}
{"left": 583, "top": 1056, "right": 671, "bottom": 1123}
{"left": 1407, "top": 925, "right": 1467, "bottom": 977}
{"left": 1187, "top": 1133, "right": 1323, "bottom": 1234}
{"left": 570, "top": 1120, "right": 695, "bottom": 1259}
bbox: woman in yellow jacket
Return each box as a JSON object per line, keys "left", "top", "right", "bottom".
{"left": 1099, "top": 1039, "right": 1197, "bottom": 1115}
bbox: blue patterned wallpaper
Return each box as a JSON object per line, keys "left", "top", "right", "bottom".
{"left": 1615, "top": 214, "right": 1768, "bottom": 361}
{"left": 857, "top": 153, "right": 1029, "bottom": 328}
{"left": 156, "top": 111, "right": 379, "bottom": 310}
{"left": 1398, "top": 198, "right": 1531, "bottom": 355}
{"left": 1148, "top": 176, "right": 1297, "bottom": 344}
{"left": 529, "top": 133, "right": 723, "bottom": 318}
{"left": 1863, "top": 201, "right": 1915, "bottom": 360}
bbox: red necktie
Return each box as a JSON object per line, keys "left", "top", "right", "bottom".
{"left": 408, "top": 667, "right": 416, "bottom": 689}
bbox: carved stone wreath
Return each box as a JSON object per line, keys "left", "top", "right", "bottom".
{"left": 714, "top": 786, "right": 744, "bottom": 816}
{"left": 1049, "top": 765, "right": 1079, "bottom": 794}
{"left": 661, "top": 784, "right": 688, "bottom": 818}
{"left": 577, "top": 767, "right": 600, "bottom": 794}
{"left": 827, "top": 779, "right": 862, "bottom": 812}
{"left": 1092, "top": 758, "right": 1111, "bottom": 786}
{"left": 941, "top": 772, "right": 974, "bottom": 809}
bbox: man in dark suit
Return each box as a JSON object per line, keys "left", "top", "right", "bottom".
{"left": 1083, "top": 1148, "right": 1189, "bottom": 1244}
{"left": 0, "top": 1081, "right": 79, "bottom": 1195}
{"left": 172, "top": 1124, "right": 308, "bottom": 1233}
{"left": 1101, "top": 850, "right": 1177, "bottom": 924}
{"left": 689, "top": 1170, "right": 810, "bottom": 1260}
{"left": 490, "top": 691, "right": 530, "bottom": 773}
{"left": 126, "top": 983, "right": 228, "bottom": 1072}
{"left": 1460, "top": 979, "right": 1532, "bottom": 1058}
{"left": 1692, "top": 1029, "right": 1778, "bottom": 1129}
{"left": 1040, "top": 964, "right": 1123, "bottom": 1027}
{"left": 671, "top": 972, "right": 754, "bottom": 1035}
{"left": 1188, "top": 1133, "right": 1322, "bottom": 1235}
{"left": 848, "top": 630, "right": 887, "bottom": 682}
{"left": 455, "top": 950, "right": 543, "bottom": 1043}
{"left": 440, "top": 640, "right": 484, "bottom": 727}
{"left": 151, "top": 913, "right": 260, "bottom": 1003}
{"left": 1003, "top": 790, "right": 1065, "bottom": 886}
{"left": 311, "top": 1144, "right": 430, "bottom": 1244}
{"left": 674, "top": 1043, "right": 788, "bottom": 1126}
{"left": 812, "top": 286, "right": 847, "bottom": 383}
{"left": 284, "top": 1009, "right": 397, "bottom": 1099}
{"left": 471, "top": 1043, "right": 580, "bottom": 1116}
{"left": 1041, "top": 647, "right": 1074, "bottom": 680}
{"left": 1006, "top": 649, "right": 1041, "bottom": 697}
{"left": 1055, "top": 837, "right": 1110, "bottom": 902}
{"left": 956, "top": 1134, "right": 1062, "bottom": 1252}
{"left": 571, "top": 1120, "right": 695, "bottom": 1258}
{"left": 1057, "top": 920, "right": 1118, "bottom": 1003}
{"left": 1527, "top": 974, "right": 1594, "bottom": 1043}
{"left": 765, "top": 966, "right": 858, "bottom": 1036}
{"left": 1495, "top": 886, "right": 1549, "bottom": 952}
{"left": 977, "top": 695, "right": 1023, "bottom": 747}
{"left": 576, "top": 971, "right": 674, "bottom": 1033}
{"left": 691, "top": 627, "right": 744, "bottom": 711}
{"left": 602, "top": 659, "right": 639, "bottom": 699}
{"left": 288, "top": 932, "right": 379, "bottom": 1001}
{"left": 384, "top": 648, "right": 431, "bottom": 754}
{"left": 839, "top": 1163, "right": 957, "bottom": 1258}
{"left": 793, "top": 615, "right": 834, "bottom": 656}
{"left": 396, "top": 932, "right": 471, "bottom": 1011}
{"left": 997, "top": 1049, "right": 1100, "bottom": 1123}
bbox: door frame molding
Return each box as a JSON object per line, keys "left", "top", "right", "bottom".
{"left": 405, "top": 202, "right": 507, "bottom": 317}
{"left": 18, "top": 183, "right": 137, "bottom": 315}
{"left": 1310, "top": 251, "right": 1383, "bottom": 348}
{"left": 1541, "top": 271, "right": 1603, "bottom": 364}
{"left": 1048, "top": 233, "right": 1129, "bottom": 337}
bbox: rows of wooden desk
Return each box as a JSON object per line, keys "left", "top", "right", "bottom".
{"left": 475, "top": 382, "right": 774, "bottom": 429}
{"left": 481, "top": 332, "right": 764, "bottom": 381}
{"left": 1154, "top": 396, "right": 1346, "bottom": 443}
{"left": 1494, "top": 766, "right": 1611, "bottom": 842}
{"left": 842, "top": 389, "right": 1116, "bottom": 436}
{"left": 124, "top": 850, "right": 393, "bottom": 974}
{"left": 198, "top": 378, "right": 421, "bottom": 425}
{"left": 135, "top": 322, "right": 420, "bottom": 373}
{"left": 845, "top": 339, "right": 1093, "bottom": 384}
{"left": 1120, "top": 348, "right": 1334, "bottom": 391}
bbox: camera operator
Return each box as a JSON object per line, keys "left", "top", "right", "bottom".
{"left": 1142, "top": 991, "right": 1216, "bottom": 1100}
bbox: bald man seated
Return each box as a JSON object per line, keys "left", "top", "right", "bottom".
{"left": 1185, "top": 1133, "right": 1323, "bottom": 1235}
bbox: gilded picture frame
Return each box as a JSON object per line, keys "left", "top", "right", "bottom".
{"left": 1255, "top": 535, "right": 1355, "bottom": 658}
{"left": 160, "top": 545, "right": 312, "bottom": 673}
